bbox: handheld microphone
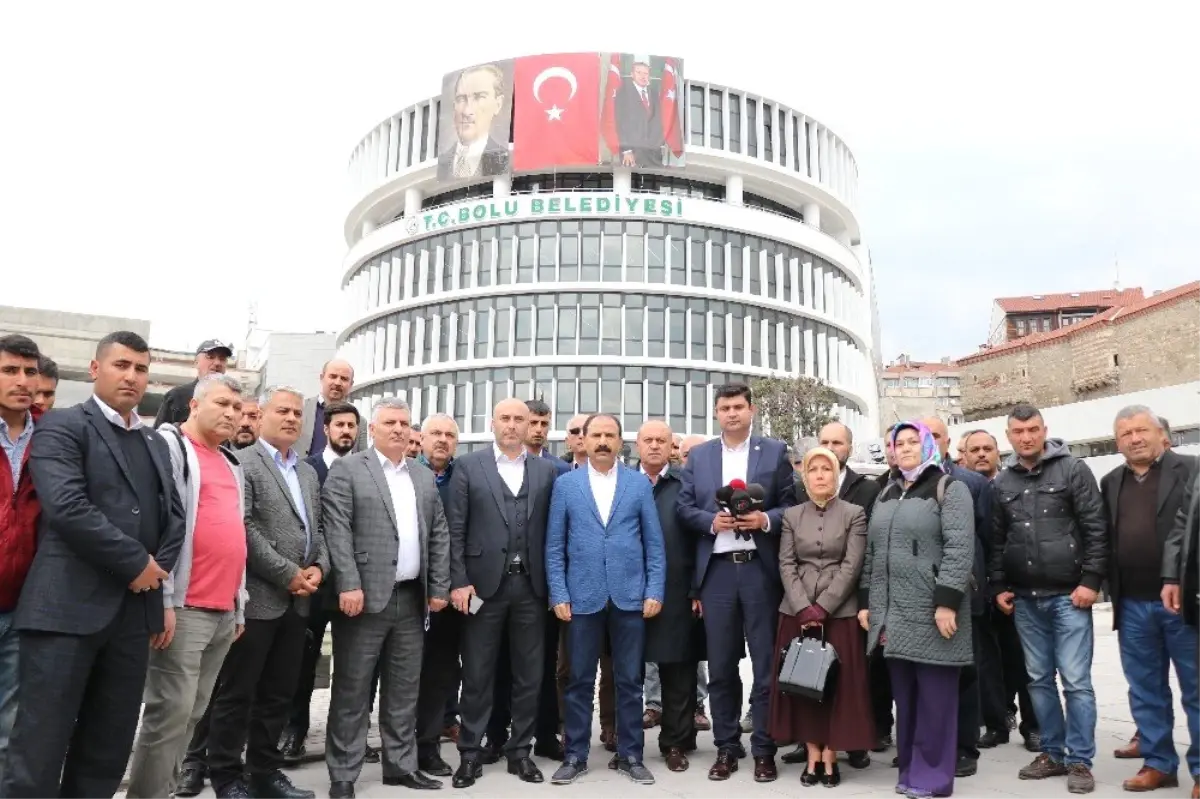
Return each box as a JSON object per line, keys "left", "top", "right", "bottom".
{"left": 745, "top": 483, "right": 766, "bottom": 510}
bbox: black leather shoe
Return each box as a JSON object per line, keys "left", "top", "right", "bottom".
{"left": 533, "top": 737, "right": 566, "bottom": 761}
{"left": 822, "top": 763, "right": 841, "bottom": 787}
{"left": 1024, "top": 731, "right": 1042, "bottom": 752}
{"left": 383, "top": 772, "right": 443, "bottom": 790}
{"left": 781, "top": 744, "right": 807, "bottom": 765}
{"left": 175, "top": 764, "right": 206, "bottom": 797}
{"left": 978, "top": 729, "right": 1010, "bottom": 748}
{"left": 847, "top": 750, "right": 871, "bottom": 769}
{"left": 328, "top": 781, "right": 355, "bottom": 799}
{"left": 280, "top": 728, "right": 306, "bottom": 765}
{"left": 800, "top": 762, "right": 825, "bottom": 787}
{"left": 481, "top": 742, "right": 504, "bottom": 765}
{"left": 508, "top": 757, "right": 544, "bottom": 783}
{"left": 249, "top": 771, "right": 316, "bottom": 799}
{"left": 418, "top": 754, "right": 453, "bottom": 777}
{"left": 872, "top": 734, "right": 893, "bottom": 753}
{"left": 214, "top": 781, "right": 252, "bottom": 799}
{"left": 955, "top": 756, "right": 978, "bottom": 778}
{"left": 364, "top": 744, "right": 381, "bottom": 764}
{"left": 452, "top": 757, "right": 482, "bottom": 788}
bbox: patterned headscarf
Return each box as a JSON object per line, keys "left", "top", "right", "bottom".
{"left": 801, "top": 446, "right": 841, "bottom": 508}
{"left": 891, "top": 421, "right": 941, "bottom": 483}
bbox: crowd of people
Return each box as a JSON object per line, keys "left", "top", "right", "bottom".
{"left": 0, "top": 329, "right": 1196, "bottom": 799}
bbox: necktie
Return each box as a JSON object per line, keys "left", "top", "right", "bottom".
{"left": 454, "top": 152, "right": 470, "bottom": 178}
{"left": 640, "top": 90, "right": 650, "bottom": 111}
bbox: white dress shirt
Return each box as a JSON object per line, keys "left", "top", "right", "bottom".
{"left": 376, "top": 449, "right": 421, "bottom": 582}
{"left": 493, "top": 444, "right": 527, "bottom": 495}
{"left": 322, "top": 446, "right": 341, "bottom": 469}
{"left": 588, "top": 461, "right": 620, "bottom": 526}
{"left": 92, "top": 394, "right": 145, "bottom": 430}
{"left": 714, "top": 435, "right": 758, "bottom": 554}
{"left": 452, "top": 136, "right": 489, "bottom": 178}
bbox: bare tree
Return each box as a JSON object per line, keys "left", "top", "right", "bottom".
{"left": 751, "top": 375, "right": 839, "bottom": 444}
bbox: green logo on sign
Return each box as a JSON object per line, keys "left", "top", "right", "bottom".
{"left": 418, "top": 194, "right": 682, "bottom": 235}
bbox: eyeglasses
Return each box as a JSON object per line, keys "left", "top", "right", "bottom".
{"left": 568, "top": 427, "right": 582, "bottom": 435}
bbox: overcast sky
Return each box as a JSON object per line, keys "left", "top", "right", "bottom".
{"left": 2, "top": 2, "right": 1196, "bottom": 364}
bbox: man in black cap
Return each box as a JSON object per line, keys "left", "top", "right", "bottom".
{"left": 154, "top": 340, "right": 233, "bottom": 428}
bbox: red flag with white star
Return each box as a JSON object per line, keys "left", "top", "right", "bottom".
{"left": 512, "top": 53, "right": 602, "bottom": 171}
{"left": 660, "top": 57, "right": 683, "bottom": 158}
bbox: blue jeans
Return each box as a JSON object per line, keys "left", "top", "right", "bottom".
{"left": 1014, "top": 595, "right": 1097, "bottom": 767}
{"left": 564, "top": 607, "right": 645, "bottom": 764}
{"left": 0, "top": 611, "right": 18, "bottom": 788}
{"left": 1118, "top": 598, "right": 1200, "bottom": 777}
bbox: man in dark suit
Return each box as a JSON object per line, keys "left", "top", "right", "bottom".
{"left": 322, "top": 398, "right": 451, "bottom": 797}
{"left": 615, "top": 57, "right": 664, "bottom": 168}
{"left": 1101, "top": 407, "right": 1199, "bottom": 793}
{"left": 782, "top": 421, "right": 883, "bottom": 768}
{"left": 447, "top": 398, "right": 558, "bottom": 788}
{"left": 638, "top": 421, "right": 703, "bottom": 774}
{"left": 1, "top": 330, "right": 186, "bottom": 798}
{"left": 298, "top": 360, "right": 364, "bottom": 459}
{"left": 677, "top": 382, "right": 795, "bottom": 783}
{"left": 281, "top": 401, "right": 363, "bottom": 764}
{"left": 205, "top": 386, "right": 326, "bottom": 799}
{"left": 436, "top": 63, "right": 510, "bottom": 181}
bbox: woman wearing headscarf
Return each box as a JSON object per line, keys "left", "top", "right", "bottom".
{"left": 858, "top": 422, "right": 975, "bottom": 799}
{"left": 769, "top": 447, "right": 874, "bottom": 787}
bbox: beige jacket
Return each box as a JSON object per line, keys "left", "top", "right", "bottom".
{"left": 779, "top": 498, "right": 868, "bottom": 619}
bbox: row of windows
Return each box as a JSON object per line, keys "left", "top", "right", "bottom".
{"left": 419, "top": 173, "right": 805, "bottom": 222}
{"left": 353, "top": 366, "right": 863, "bottom": 441}
{"left": 344, "top": 294, "right": 860, "bottom": 382}
{"left": 353, "top": 83, "right": 855, "bottom": 207}
{"left": 882, "top": 376, "right": 962, "bottom": 389}
{"left": 347, "top": 221, "right": 860, "bottom": 323}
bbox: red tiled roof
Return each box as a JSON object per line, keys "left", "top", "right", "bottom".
{"left": 994, "top": 288, "right": 1144, "bottom": 314}
{"left": 961, "top": 281, "right": 1199, "bottom": 365}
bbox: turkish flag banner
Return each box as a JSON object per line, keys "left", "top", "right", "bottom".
{"left": 512, "top": 53, "right": 602, "bottom": 171}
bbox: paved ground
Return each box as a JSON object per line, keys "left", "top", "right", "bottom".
{"left": 122, "top": 606, "right": 1194, "bottom": 798}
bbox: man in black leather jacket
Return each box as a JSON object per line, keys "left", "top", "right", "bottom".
{"left": 989, "top": 404, "right": 1107, "bottom": 794}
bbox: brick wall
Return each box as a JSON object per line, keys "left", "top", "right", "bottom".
{"left": 961, "top": 293, "right": 1199, "bottom": 421}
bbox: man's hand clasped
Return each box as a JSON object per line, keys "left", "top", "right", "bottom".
{"left": 451, "top": 585, "right": 476, "bottom": 614}
{"left": 129, "top": 555, "right": 168, "bottom": 594}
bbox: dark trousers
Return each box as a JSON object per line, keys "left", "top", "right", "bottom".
{"left": 957, "top": 619, "right": 984, "bottom": 760}
{"left": 564, "top": 605, "right": 645, "bottom": 763}
{"left": 416, "top": 603, "right": 462, "bottom": 761}
{"left": 700, "top": 555, "right": 781, "bottom": 757}
{"left": 995, "top": 609, "right": 1038, "bottom": 736}
{"left": 977, "top": 610, "right": 1018, "bottom": 734}
{"left": 457, "top": 574, "right": 545, "bottom": 759}
{"left": 656, "top": 661, "right": 698, "bottom": 753}
{"left": 870, "top": 645, "right": 894, "bottom": 736}
{"left": 487, "top": 609, "right": 561, "bottom": 747}
{"left": 891, "top": 659, "right": 960, "bottom": 797}
{"left": 287, "top": 591, "right": 336, "bottom": 737}
{"left": 0, "top": 596, "right": 150, "bottom": 798}
{"left": 207, "top": 608, "right": 308, "bottom": 791}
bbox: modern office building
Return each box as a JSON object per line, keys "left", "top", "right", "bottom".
{"left": 337, "top": 53, "right": 880, "bottom": 454}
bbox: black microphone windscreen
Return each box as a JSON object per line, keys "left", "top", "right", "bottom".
{"left": 715, "top": 485, "right": 734, "bottom": 504}
{"left": 745, "top": 483, "right": 766, "bottom": 501}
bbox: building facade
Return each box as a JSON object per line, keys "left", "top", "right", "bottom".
{"left": 337, "top": 55, "right": 880, "bottom": 454}
{"left": 960, "top": 281, "right": 1199, "bottom": 421}
{"left": 879, "top": 354, "right": 962, "bottom": 431}
{"left": 986, "top": 287, "right": 1144, "bottom": 347}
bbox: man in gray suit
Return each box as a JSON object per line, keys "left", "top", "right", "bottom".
{"left": 449, "top": 398, "right": 559, "bottom": 788}
{"left": 1, "top": 331, "right": 186, "bottom": 798}
{"left": 322, "top": 397, "right": 451, "bottom": 797}
{"left": 298, "top": 359, "right": 366, "bottom": 458}
{"left": 204, "top": 386, "right": 327, "bottom": 799}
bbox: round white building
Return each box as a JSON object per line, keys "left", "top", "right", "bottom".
{"left": 339, "top": 56, "right": 881, "bottom": 456}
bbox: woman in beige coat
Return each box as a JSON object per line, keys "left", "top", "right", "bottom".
{"left": 769, "top": 447, "right": 874, "bottom": 787}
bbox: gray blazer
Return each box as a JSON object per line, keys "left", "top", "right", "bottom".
{"left": 241, "top": 439, "right": 327, "bottom": 620}
{"left": 779, "top": 498, "right": 868, "bottom": 619}
{"left": 298, "top": 396, "right": 367, "bottom": 459}
{"left": 321, "top": 449, "right": 451, "bottom": 615}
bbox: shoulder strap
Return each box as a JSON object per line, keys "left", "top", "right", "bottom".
{"left": 165, "top": 427, "right": 190, "bottom": 484}
{"left": 936, "top": 473, "right": 949, "bottom": 507}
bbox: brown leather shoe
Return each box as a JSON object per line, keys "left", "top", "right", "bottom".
{"left": 1122, "top": 767, "right": 1179, "bottom": 792}
{"left": 600, "top": 728, "right": 617, "bottom": 753}
{"left": 1191, "top": 776, "right": 1198, "bottom": 799}
{"left": 441, "top": 723, "right": 460, "bottom": 743}
{"left": 708, "top": 749, "right": 739, "bottom": 781}
{"left": 642, "top": 708, "right": 662, "bottom": 729}
{"left": 694, "top": 709, "right": 712, "bottom": 731}
{"left": 1114, "top": 732, "right": 1141, "bottom": 759}
{"left": 753, "top": 755, "right": 778, "bottom": 783}
{"left": 664, "top": 747, "right": 689, "bottom": 772}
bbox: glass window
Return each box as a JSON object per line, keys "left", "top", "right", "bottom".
{"left": 747, "top": 239, "right": 761, "bottom": 297}
{"left": 626, "top": 232, "right": 645, "bottom": 283}
{"left": 647, "top": 307, "right": 665, "bottom": 358}
{"left": 536, "top": 306, "right": 555, "bottom": 356}
{"left": 623, "top": 381, "right": 643, "bottom": 432}
{"left": 746, "top": 99, "right": 758, "bottom": 157}
{"left": 708, "top": 89, "right": 723, "bottom": 149}
{"left": 647, "top": 380, "right": 665, "bottom": 417}
{"left": 750, "top": 314, "right": 763, "bottom": 367}
{"left": 516, "top": 224, "right": 535, "bottom": 283}
{"left": 778, "top": 107, "right": 787, "bottom": 166}
{"left": 419, "top": 105, "right": 429, "bottom": 161}
{"left": 493, "top": 304, "right": 510, "bottom": 358}
{"left": 514, "top": 300, "right": 533, "bottom": 357}
{"left": 765, "top": 251, "right": 778, "bottom": 300}
{"left": 783, "top": 319, "right": 793, "bottom": 372}
{"left": 578, "top": 378, "right": 599, "bottom": 414}
{"left": 477, "top": 235, "right": 493, "bottom": 287}
{"left": 453, "top": 380, "right": 468, "bottom": 431}
{"left": 581, "top": 222, "right": 601, "bottom": 281}
{"left": 729, "top": 239, "right": 743, "bottom": 294}
{"left": 438, "top": 310, "right": 451, "bottom": 362}
{"left": 668, "top": 230, "right": 686, "bottom": 286}
{"left": 668, "top": 382, "right": 686, "bottom": 433}
{"left": 601, "top": 297, "right": 622, "bottom": 356}
{"left": 792, "top": 115, "right": 801, "bottom": 172}
{"left": 559, "top": 229, "right": 579, "bottom": 282}
{"left": 647, "top": 233, "right": 666, "bottom": 283}
{"left": 710, "top": 240, "right": 725, "bottom": 291}
{"left": 579, "top": 293, "right": 600, "bottom": 355}
{"left": 731, "top": 305, "right": 745, "bottom": 365}
{"left": 782, "top": 255, "right": 793, "bottom": 303}
{"left": 601, "top": 378, "right": 621, "bottom": 414}
{"left": 602, "top": 228, "right": 622, "bottom": 281}
{"left": 690, "top": 309, "right": 707, "bottom": 360}
{"left": 557, "top": 302, "right": 577, "bottom": 356}
{"left": 472, "top": 381, "right": 487, "bottom": 432}
{"left": 711, "top": 307, "right": 727, "bottom": 363}
{"left": 456, "top": 305, "right": 471, "bottom": 360}
{"left": 512, "top": 366, "right": 533, "bottom": 401}
{"left": 497, "top": 229, "right": 514, "bottom": 285}
{"left": 691, "top": 383, "right": 707, "bottom": 435}
{"left": 625, "top": 302, "right": 644, "bottom": 357}
{"left": 538, "top": 222, "right": 557, "bottom": 281}
{"left": 556, "top": 376, "right": 575, "bottom": 418}
{"left": 689, "top": 235, "right": 706, "bottom": 288}
{"left": 473, "top": 307, "right": 490, "bottom": 359}
{"left": 728, "top": 93, "right": 741, "bottom": 154}
{"left": 762, "top": 102, "right": 773, "bottom": 162}
{"left": 689, "top": 85, "right": 705, "bottom": 146}
{"left": 668, "top": 302, "right": 686, "bottom": 359}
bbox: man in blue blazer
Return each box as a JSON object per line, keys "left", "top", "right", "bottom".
{"left": 545, "top": 413, "right": 666, "bottom": 787}
{"left": 677, "top": 383, "right": 795, "bottom": 783}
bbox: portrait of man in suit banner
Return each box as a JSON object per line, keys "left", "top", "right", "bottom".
{"left": 436, "top": 60, "right": 514, "bottom": 183}
{"left": 600, "top": 52, "right": 686, "bottom": 169}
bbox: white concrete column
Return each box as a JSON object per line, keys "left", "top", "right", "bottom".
{"left": 613, "top": 167, "right": 632, "bottom": 194}
{"left": 725, "top": 173, "right": 744, "bottom": 206}
{"left": 492, "top": 175, "right": 512, "bottom": 197}
{"left": 361, "top": 219, "right": 377, "bottom": 237}
{"left": 404, "top": 187, "right": 424, "bottom": 217}
{"left": 801, "top": 202, "right": 821, "bottom": 230}
{"left": 803, "top": 325, "right": 815, "bottom": 377}
{"left": 836, "top": 229, "right": 851, "bottom": 247}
